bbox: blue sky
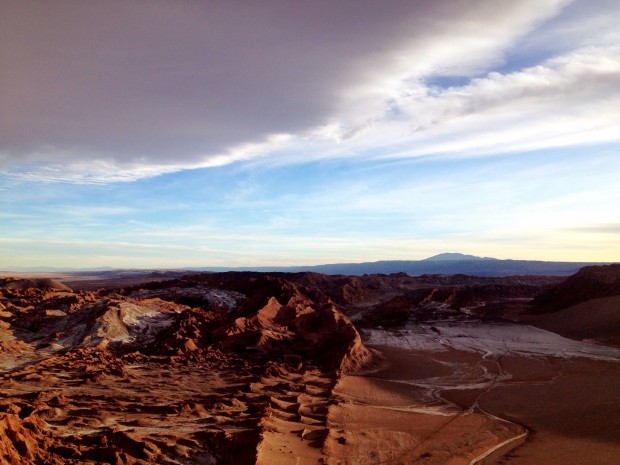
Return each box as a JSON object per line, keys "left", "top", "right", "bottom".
{"left": 1, "top": 0, "right": 619, "bottom": 269}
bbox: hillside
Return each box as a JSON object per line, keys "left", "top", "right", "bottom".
{"left": 0, "top": 273, "right": 371, "bottom": 464}
{"left": 521, "top": 264, "right": 620, "bottom": 346}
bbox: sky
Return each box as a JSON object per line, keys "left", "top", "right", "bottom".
{"left": 1, "top": 0, "right": 619, "bottom": 269}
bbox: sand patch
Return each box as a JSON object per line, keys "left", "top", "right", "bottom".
{"left": 325, "top": 374, "right": 524, "bottom": 465}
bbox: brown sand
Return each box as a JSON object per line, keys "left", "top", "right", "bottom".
{"left": 255, "top": 368, "right": 335, "bottom": 465}
{"left": 365, "top": 345, "right": 620, "bottom": 465}
{"left": 324, "top": 370, "right": 525, "bottom": 464}
{"left": 477, "top": 356, "right": 620, "bottom": 465}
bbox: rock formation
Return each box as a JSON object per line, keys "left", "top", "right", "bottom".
{"left": 0, "top": 273, "right": 373, "bottom": 464}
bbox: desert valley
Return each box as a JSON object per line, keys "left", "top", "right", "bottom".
{"left": 0, "top": 263, "right": 619, "bottom": 464}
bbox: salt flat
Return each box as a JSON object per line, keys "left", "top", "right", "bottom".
{"left": 364, "top": 319, "right": 620, "bottom": 361}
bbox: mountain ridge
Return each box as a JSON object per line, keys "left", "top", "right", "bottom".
{"left": 2, "top": 253, "right": 615, "bottom": 277}
{"left": 199, "top": 258, "right": 611, "bottom": 277}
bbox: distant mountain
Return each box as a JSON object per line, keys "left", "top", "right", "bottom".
{"left": 422, "top": 253, "right": 496, "bottom": 261}
{"left": 286, "top": 260, "right": 608, "bottom": 277}
{"left": 198, "top": 255, "right": 612, "bottom": 277}
{"left": 3, "top": 253, "right": 615, "bottom": 278}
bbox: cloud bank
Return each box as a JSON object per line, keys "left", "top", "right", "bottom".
{"left": 2, "top": 0, "right": 619, "bottom": 182}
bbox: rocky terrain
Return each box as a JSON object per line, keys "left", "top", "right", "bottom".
{"left": 0, "top": 268, "right": 618, "bottom": 464}
{"left": 0, "top": 273, "right": 374, "bottom": 464}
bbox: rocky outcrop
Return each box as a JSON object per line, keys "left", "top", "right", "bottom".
{"left": 0, "top": 413, "right": 55, "bottom": 465}
{"left": 221, "top": 288, "right": 372, "bottom": 374}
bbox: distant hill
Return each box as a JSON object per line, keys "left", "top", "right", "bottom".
{"left": 287, "top": 260, "right": 606, "bottom": 277}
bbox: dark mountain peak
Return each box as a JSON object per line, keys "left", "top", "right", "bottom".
{"left": 423, "top": 253, "right": 496, "bottom": 262}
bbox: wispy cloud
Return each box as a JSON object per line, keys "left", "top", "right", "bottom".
{"left": 269, "top": 44, "right": 620, "bottom": 165}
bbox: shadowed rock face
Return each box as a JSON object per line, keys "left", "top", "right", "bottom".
{"left": 270, "top": 272, "right": 561, "bottom": 326}
{"left": 520, "top": 264, "right": 620, "bottom": 347}
{"left": 0, "top": 272, "right": 372, "bottom": 464}
{"left": 532, "top": 264, "right": 620, "bottom": 314}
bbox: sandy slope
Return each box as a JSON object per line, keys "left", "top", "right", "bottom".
{"left": 523, "top": 295, "right": 620, "bottom": 346}
{"left": 477, "top": 356, "right": 620, "bottom": 465}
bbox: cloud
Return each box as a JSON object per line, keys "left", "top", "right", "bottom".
{"left": 569, "top": 223, "right": 620, "bottom": 234}
{"left": 4, "top": 0, "right": 620, "bottom": 183}
{"left": 380, "top": 44, "right": 620, "bottom": 156}
{"left": 234, "top": 43, "right": 620, "bottom": 172}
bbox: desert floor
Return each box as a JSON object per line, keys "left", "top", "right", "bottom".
{"left": 350, "top": 320, "right": 620, "bottom": 465}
